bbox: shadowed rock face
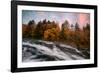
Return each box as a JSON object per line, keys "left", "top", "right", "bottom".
{"left": 22, "top": 39, "right": 89, "bottom": 62}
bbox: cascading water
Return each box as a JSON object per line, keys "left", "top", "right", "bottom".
{"left": 22, "top": 39, "right": 89, "bottom": 62}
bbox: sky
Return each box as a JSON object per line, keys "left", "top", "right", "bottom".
{"left": 22, "top": 10, "right": 90, "bottom": 29}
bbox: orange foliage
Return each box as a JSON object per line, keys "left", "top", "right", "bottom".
{"left": 22, "top": 19, "right": 90, "bottom": 50}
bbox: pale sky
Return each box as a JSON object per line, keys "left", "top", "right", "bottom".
{"left": 22, "top": 10, "right": 90, "bottom": 29}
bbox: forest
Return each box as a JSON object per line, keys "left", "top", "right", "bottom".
{"left": 22, "top": 19, "right": 90, "bottom": 52}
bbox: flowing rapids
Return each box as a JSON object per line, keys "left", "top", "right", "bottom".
{"left": 22, "top": 39, "right": 89, "bottom": 62}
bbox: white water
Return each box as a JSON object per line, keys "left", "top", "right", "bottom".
{"left": 22, "top": 40, "right": 86, "bottom": 62}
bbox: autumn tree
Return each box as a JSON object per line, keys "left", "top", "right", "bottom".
{"left": 22, "top": 24, "right": 28, "bottom": 38}
{"left": 75, "top": 22, "right": 80, "bottom": 31}
{"left": 44, "top": 28, "right": 60, "bottom": 41}
{"left": 59, "top": 20, "right": 70, "bottom": 42}
{"left": 34, "top": 21, "right": 43, "bottom": 39}
{"left": 22, "top": 20, "right": 36, "bottom": 38}
{"left": 28, "top": 20, "right": 36, "bottom": 38}
{"left": 83, "top": 23, "right": 90, "bottom": 48}
{"left": 43, "top": 21, "right": 60, "bottom": 41}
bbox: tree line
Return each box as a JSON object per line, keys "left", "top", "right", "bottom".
{"left": 22, "top": 19, "right": 90, "bottom": 50}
